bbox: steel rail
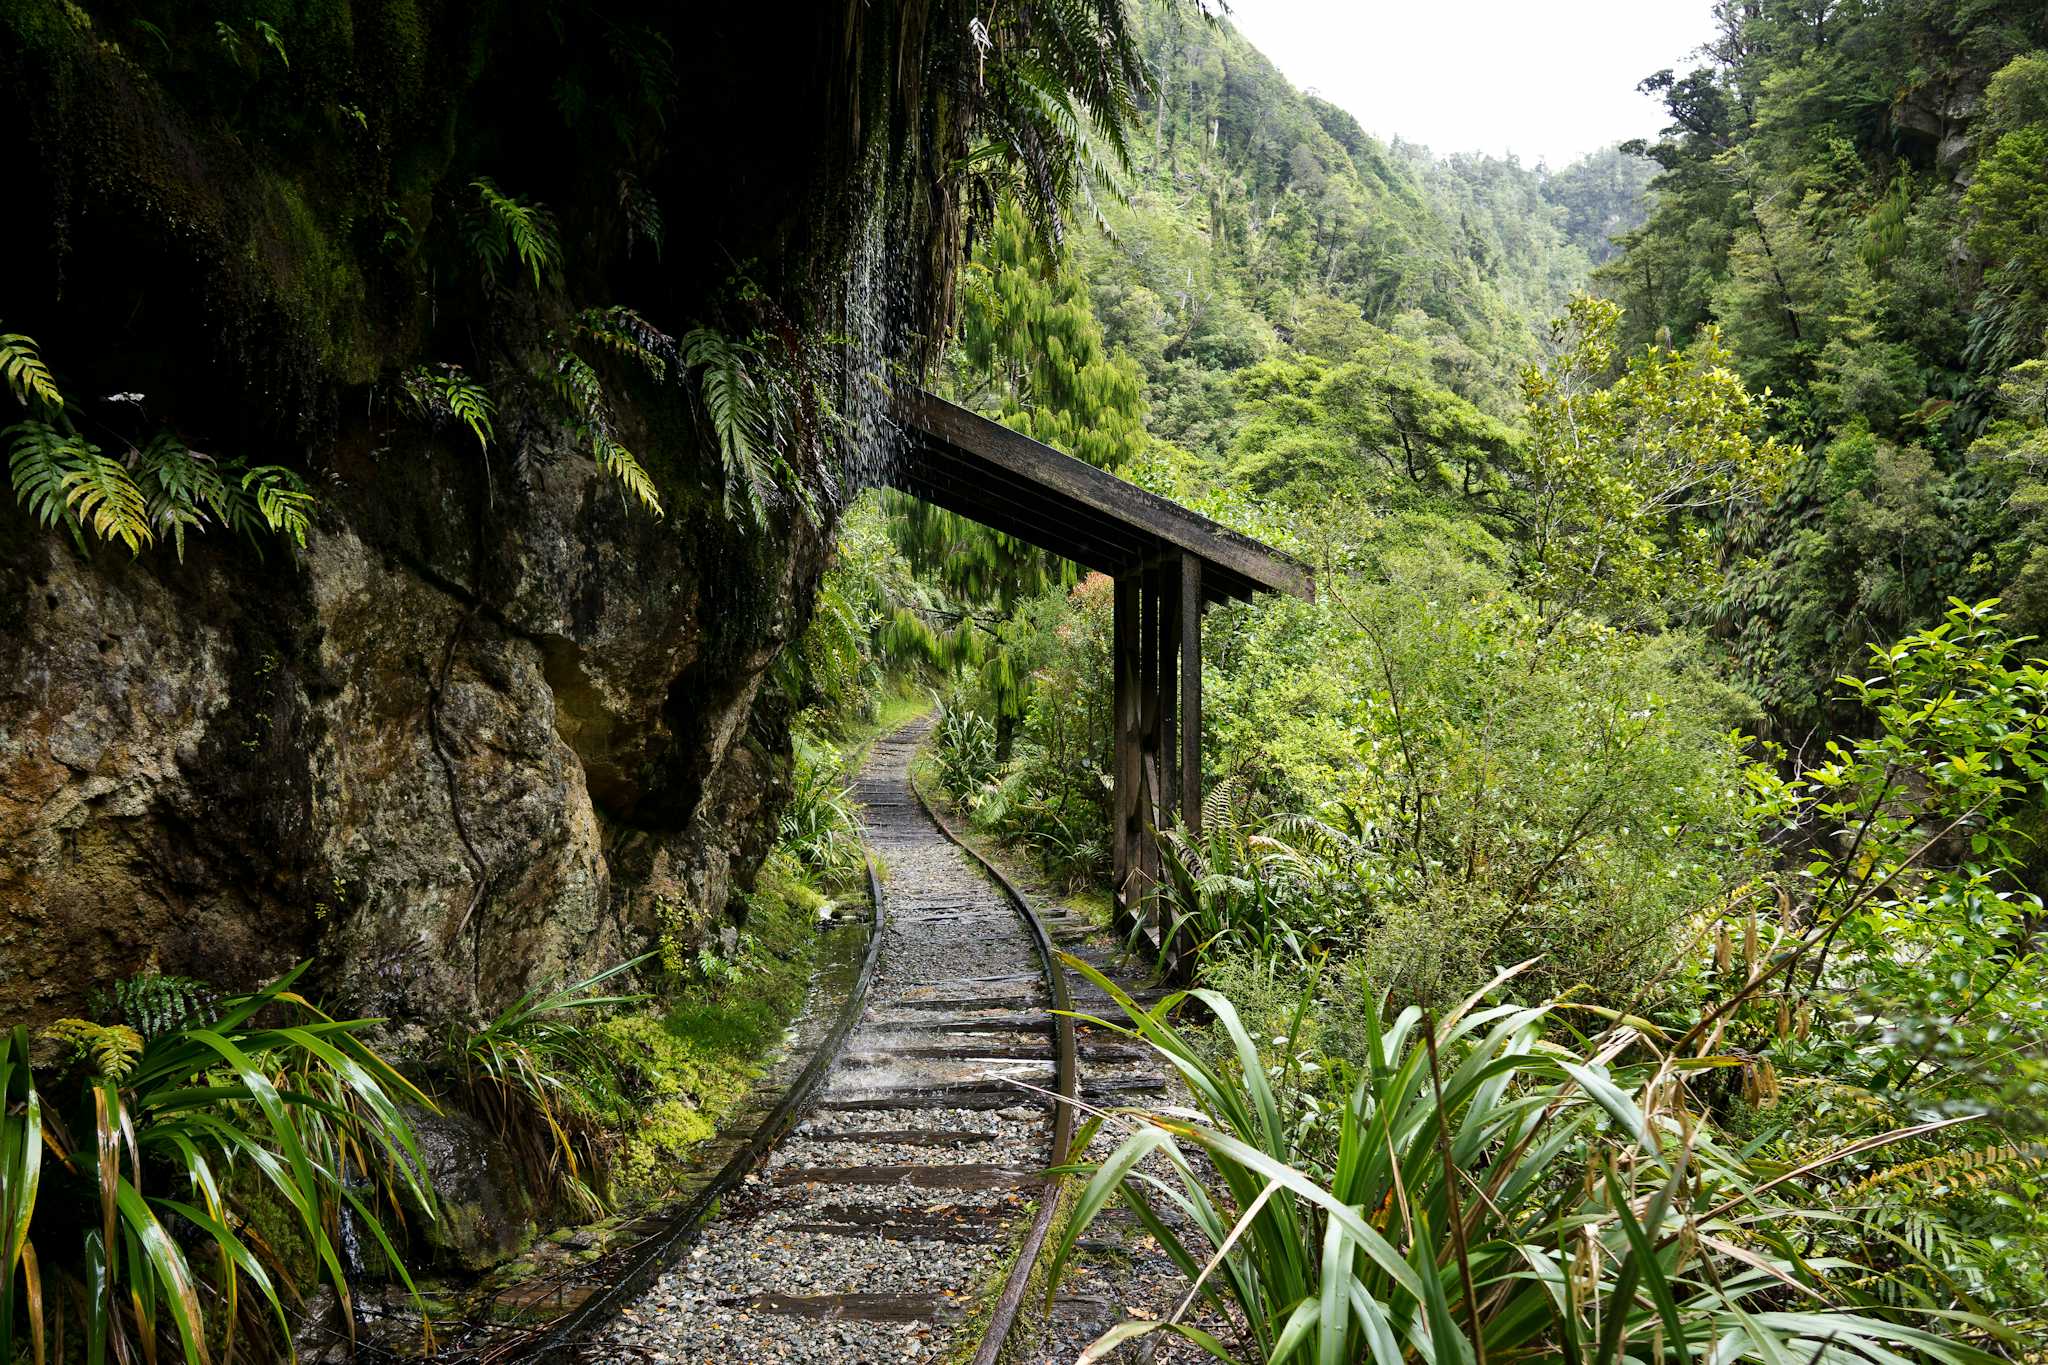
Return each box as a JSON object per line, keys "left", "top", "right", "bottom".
{"left": 906, "top": 774, "right": 1079, "bottom": 1365}
{"left": 516, "top": 854, "right": 889, "bottom": 1362}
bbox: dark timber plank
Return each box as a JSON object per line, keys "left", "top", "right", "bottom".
{"left": 889, "top": 388, "right": 1313, "bottom": 603}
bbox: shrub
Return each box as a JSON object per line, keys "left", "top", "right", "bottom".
{"left": 0, "top": 965, "right": 435, "bottom": 1363}
{"left": 778, "top": 731, "right": 867, "bottom": 883}
{"left": 433, "top": 956, "right": 649, "bottom": 1221}
{"left": 1050, "top": 957, "right": 2011, "bottom": 1364}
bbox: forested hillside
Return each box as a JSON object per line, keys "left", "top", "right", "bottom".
{"left": 1604, "top": 1, "right": 2048, "bottom": 728}
{"left": 811, "top": 1, "right": 2048, "bottom": 1356}
{"left": 5, "top": 0, "right": 2047, "bottom": 1359}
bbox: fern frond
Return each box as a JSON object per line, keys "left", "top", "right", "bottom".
{"left": 91, "top": 970, "right": 218, "bottom": 1040}
{"left": 591, "top": 432, "right": 664, "bottom": 517}
{"left": 550, "top": 347, "right": 613, "bottom": 433}
{"left": 1840, "top": 1144, "right": 2048, "bottom": 1204}
{"left": 249, "top": 17, "right": 288, "bottom": 67}
{"left": 1200, "top": 774, "right": 1242, "bottom": 836}
{"left": 135, "top": 432, "right": 229, "bottom": 562}
{"left": 681, "top": 325, "right": 787, "bottom": 528}
{"left": 7, "top": 420, "right": 81, "bottom": 529}
{"left": 0, "top": 331, "right": 63, "bottom": 413}
{"left": 59, "top": 440, "right": 152, "bottom": 553}
{"left": 242, "top": 465, "right": 314, "bottom": 547}
{"left": 618, "top": 173, "right": 664, "bottom": 260}
{"left": 573, "top": 305, "right": 674, "bottom": 382}
{"left": 469, "top": 178, "right": 562, "bottom": 289}
{"left": 40, "top": 1018, "right": 143, "bottom": 1081}
{"left": 399, "top": 363, "right": 494, "bottom": 450}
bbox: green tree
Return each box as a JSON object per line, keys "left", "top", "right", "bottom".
{"left": 891, "top": 200, "right": 1146, "bottom": 611}
{"left": 1518, "top": 294, "right": 1787, "bottom": 625}
{"left": 1963, "top": 55, "right": 2048, "bottom": 373}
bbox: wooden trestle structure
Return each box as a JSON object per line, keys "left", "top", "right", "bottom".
{"left": 887, "top": 388, "right": 1313, "bottom": 970}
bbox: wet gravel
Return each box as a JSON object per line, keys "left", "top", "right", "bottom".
{"left": 961, "top": 854, "right": 1242, "bottom": 1364}
{"left": 586, "top": 721, "right": 1231, "bottom": 1364}
{"left": 592, "top": 723, "right": 1054, "bottom": 1363}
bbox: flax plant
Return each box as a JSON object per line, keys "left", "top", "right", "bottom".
{"left": 0, "top": 964, "right": 436, "bottom": 1364}
{"left": 1048, "top": 957, "right": 2010, "bottom": 1365}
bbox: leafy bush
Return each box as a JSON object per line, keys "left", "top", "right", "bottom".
{"left": 935, "top": 700, "right": 1002, "bottom": 800}
{"left": 0, "top": 965, "right": 435, "bottom": 1363}
{"left": 1050, "top": 958, "right": 2011, "bottom": 1364}
{"left": 778, "top": 731, "right": 867, "bottom": 883}
{"left": 1152, "top": 780, "right": 1365, "bottom": 969}
{"left": 1203, "top": 548, "right": 1754, "bottom": 1007}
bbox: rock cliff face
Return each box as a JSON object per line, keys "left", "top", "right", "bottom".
{"left": 0, "top": 1, "right": 998, "bottom": 1035}
{"left": 0, "top": 404, "right": 826, "bottom": 1034}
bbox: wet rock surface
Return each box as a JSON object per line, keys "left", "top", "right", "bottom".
{"left": 0, "top": 420, "right": 827, "bottom": 1030}
{"left": 404, "top": 1108, "right": 540, "bottom": 1272}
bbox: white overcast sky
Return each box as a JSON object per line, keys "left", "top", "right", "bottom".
{"left": 1224, "top": 0, "right": 1720, "bottom": 167}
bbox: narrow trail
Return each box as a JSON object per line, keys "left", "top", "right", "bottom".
{"left": 593, "top": 721, "right": 1172, "bottom": 1362}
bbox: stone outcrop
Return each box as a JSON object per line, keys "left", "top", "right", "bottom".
{"left": 0, "top": 405, "right": 826, "bottom": 1037}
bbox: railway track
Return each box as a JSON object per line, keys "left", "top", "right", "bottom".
{"left": 586, "top": 719, "right": 1173, "bottom": 1362}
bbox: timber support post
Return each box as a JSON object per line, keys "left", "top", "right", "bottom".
{"left": 1113, "top": 552, "right": 1206, "bottom": 977}
{"left": 885, "top": 386, "right": 1311, "bottom": 979}
{"left": 1112, "top": 573, "right": 1142, "bottom": 939}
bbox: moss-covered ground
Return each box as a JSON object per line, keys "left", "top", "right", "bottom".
{"left": 594, "top": 855, "right": 829, "bottom": 1206}
{"left": 583, "top": 688, "right": 932, "bottom": 1207}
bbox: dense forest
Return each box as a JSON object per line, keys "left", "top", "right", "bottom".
{"left": 2, "top": 0, "right": 2046, "bottom": 1360}
{"left": 828, "top": 0, "right": 2048, "bottom": 1357}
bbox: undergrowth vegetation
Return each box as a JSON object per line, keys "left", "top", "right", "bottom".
{"left": 1051, "top": 959, "right": 2018, "bottom": 1364}
{"left": 0, "top": 966, "right": 435, "bottom": 1363}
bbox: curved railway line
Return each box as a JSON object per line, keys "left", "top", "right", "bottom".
{"left": 577, "top": 718, "right": 1175, "bottom": 1363}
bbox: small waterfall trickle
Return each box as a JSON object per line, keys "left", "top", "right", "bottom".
{"left": 831, "top": 155, "right": 920, "bottom": 506}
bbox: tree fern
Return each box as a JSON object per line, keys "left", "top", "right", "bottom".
{"left": 469, "top": 178, "right": 561, "bottom": 289}
{"left": 0, "top": 331, "right": 62, "bottom": 413}
{"left": 965, "top": 1, "right": 1144, "bottom": 251}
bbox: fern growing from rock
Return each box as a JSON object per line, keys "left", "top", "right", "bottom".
{"left": 468, "top": 178, "right": 562, "bottom": 290}
{"left": 3, "top": 326, "right": 314, "bottom": 558}
{"left": 400, "top": 362, "right": 497, "bottom": 452}
{"left": 681, "top": 323, "right": 820, "bottom": 530}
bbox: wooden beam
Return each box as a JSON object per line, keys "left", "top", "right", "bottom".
{"left": 888, "top": 443, "right": 1155, "bottom": 567}
{"left": 1181, "top": 555, "right": 1202, "bottom": 834}
{"left": 887, "top": 468, "right": 1133, "bottom": 579}
{"left": 892, "top": 389, "right": 1314, "bottom": 602}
